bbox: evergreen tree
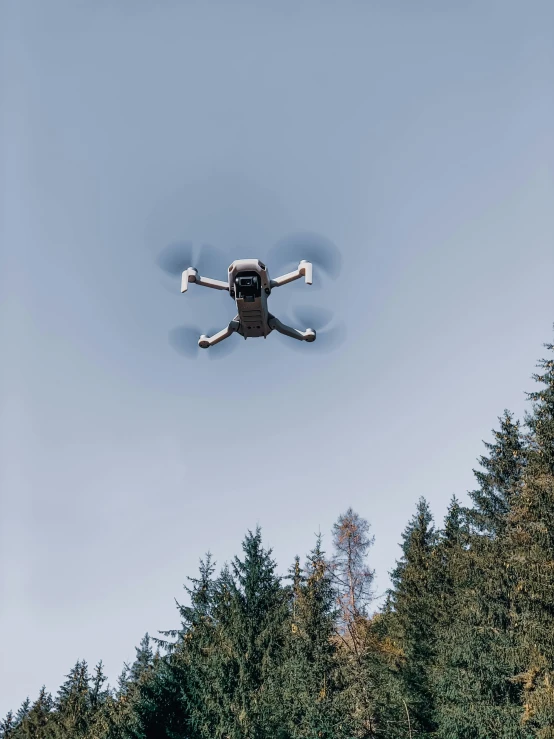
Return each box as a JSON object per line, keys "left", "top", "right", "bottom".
{"left": 25, "top": 686, "right": 55, "bottom": 738}
{"left": 468, "top": 410, "right": 526, "bottom": 537}
{"left": 0, "top": 712, "right": 16, "bottom": 739}
{"left": 279, "top": 537, "right": 347, "bottom": 739}
{"left": 387, "top": 497, "right": 438, "bottom": 736}
{"left": 157, "top": 553, "right": 220, "bottom": 738}
{"left": 207, "top": 527, "right": 290, "bottom": 739}
{"left": 88, "top": 662, "right": 110, "bottom": 712}
{"left": 129, "top": 635, "right": 154, "bottom": 684}
{"left": 525, "top": 338, "right": 554, "bottom": 477}
{"left": 432, "top": 416, "right": 528, "bottom": 739}
{"left": 355, "top": 607, "right": 410, "bottom": 739}
{"left": 53, "top": 661, "right": 91, "bottom": 738}
{"left": 127, "top": 651, "right": 193, "bottom": 739}
{"left": 507, "top": 338, "right": 554, "bottom": 737}
{"left": 14, "top": 701, "right": 30, "bottom": 728}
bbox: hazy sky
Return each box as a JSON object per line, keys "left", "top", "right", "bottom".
{"left": 1, "top": 0, "right": 553, "bottom": 716}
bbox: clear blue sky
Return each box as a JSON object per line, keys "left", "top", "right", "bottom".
{"left": 1, "top": 0, "right": 553, "bottom": 716}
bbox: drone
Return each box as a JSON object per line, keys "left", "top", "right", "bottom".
{"left": 181, "top": 258, "right": 316, "bottom": 349}
{"left": 157, "top": 235, "right": 343, "bottom": 357}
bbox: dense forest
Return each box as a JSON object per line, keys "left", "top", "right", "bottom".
{"left": 2, "top": 331, "right": 554, "bottom": 739}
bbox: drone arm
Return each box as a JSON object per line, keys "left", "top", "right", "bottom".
{"left": 269, "top": 260, "right": 312, "bottom": 289}
{"left": 268, "top": 314, "right": 315, "bottom": 342}
{"left": 199, "top": 319, "right": 240, "bottom": 348}
{"left": 181, "top": 268, "right": 229, "bottom": 293}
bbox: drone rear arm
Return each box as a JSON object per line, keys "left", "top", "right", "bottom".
{"left": 269, "top": 260, "right": 312, "bottom": 289}
{"left": 181, "top": 268, "right": 229, "bottom": 293}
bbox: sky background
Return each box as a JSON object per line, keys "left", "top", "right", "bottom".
{"left": 1, "top": 0, "right": 553, "bottom": 717}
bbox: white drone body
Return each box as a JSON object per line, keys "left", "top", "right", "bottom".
{"left": 181, "top": 258, "right": 316, "bottom": 349}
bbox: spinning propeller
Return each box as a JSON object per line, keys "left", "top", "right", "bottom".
{"left": 276, "top": 305, "right": 346, "bottom": 353}
{"left": 266, "top": 232, "right": 342, "bottom": 288}
{"left": 157, "top": 241, "right": 231, "bottom": 294}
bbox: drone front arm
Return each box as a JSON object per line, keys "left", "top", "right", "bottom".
{"left": 181, "top": 268, "right": 229, "bottom": 293}
{"left": 269, "top": 260, "right": 312, "bottom": 289}
{"left": 199, "top": 319, "right": 240, "bottom": 349}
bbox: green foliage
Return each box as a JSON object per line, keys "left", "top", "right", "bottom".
{"left": 278, "top": 537, "right": 348, "bottom": 738}
{"left": 507, "top": 340, "right": 554, "bottom": 737}
{"left": 5, "top": 328, "right": 554, "bottom": 739}
{"left": 387, "top": 497, "right": 438, "bottom": 736}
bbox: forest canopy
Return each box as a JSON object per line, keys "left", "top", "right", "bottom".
{"left": 3, "top": 331, "right": 554, "bottom": 739}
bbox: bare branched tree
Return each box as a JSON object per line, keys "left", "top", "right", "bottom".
{"left": 329, "top": 507, "right": 375, "bottom": 654}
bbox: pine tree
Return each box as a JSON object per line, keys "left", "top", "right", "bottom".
{"left": 507, "top": 338, "right": 554, "bottom": 737}
{"left": 14, "top": 700, "right": 30, "bottom": 729}
{"left": 279, "top": 536, "right": 347, "bottom": 739}
{"left": 468, "top": 410, "right": 526, "bottom": 537}
{"left": 129, "top": 635, "right": 154, "bottom": 684}
{"left": 82, "top": 662, "right": 111, "bottom": 739}
{"left": 157, "top": 553, "right": 220, "bottom": 739}
{"left": 88, "top": 662, "right": 109, "bottom": 713}
{"left": 207, "top": 527, "right": 290, "bottom": 739}
{"left": 432, "top": 415, "right": 529, "bottom": 739}
{"left": 25, "top": 686, "right": 55, "bottom": 738}
{"left": 387, "top": 497, "right": 438, "bottom": 736}
{"left": 0, "top": 712, "right": 16, "bottom": 739}
{"left": 53, "top": 660, "right": 91, "bottom": 738}
{"left": 128, "top": 651, "right": 193, "bottom": 739}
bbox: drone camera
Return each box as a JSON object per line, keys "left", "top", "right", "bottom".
{"left": 235, "top": 273, "right": 261, "bottom": 302}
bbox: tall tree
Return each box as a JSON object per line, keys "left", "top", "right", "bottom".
{"left": 279, "top": 536, "right": 347, "bottom": 739}
{"left": 507, "top": 338, "right": 554, "bottom": 737}
{"left": 53, "top": 661, "right": 91, "bottom": 738}
{"left": 25, "top": 686, "right": 55, "bottom": 738}
{"left": 14, "top": 701, "right": 30, "bottom": 729}
{"left": 330, "top": 507, "right": 375, "bottom": 643}
{"left": 329, "top": 508, "right": 385, "bottom": 737}
{"left": 388, "top": 497, "right": 438, "bottom": 736}
{"left": 157, "top": 553, "right": 220, "bottom": 739}
{"left": 128, "top": 651, "right": 193, "bottom": 739}
{"left": 468, "top": 410, "right": 526, "bottom": 537}
{"left": 129, "top": 635, "right": 154, "bottom": 684}
{"left": 208, "top": 527, "right": 290, "bottom": 739}
{"left": 433, "top": 502, "right": 528, "bottom": 736}
{"left": 0, "top": 712, "right": 16, "bottom": 739}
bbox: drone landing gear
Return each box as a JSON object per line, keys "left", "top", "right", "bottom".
{"left": 268, "top": 315, "right": 316, "bottom": 342}
{"left": 198, "top": 319, "right": 240, "bottom": 349}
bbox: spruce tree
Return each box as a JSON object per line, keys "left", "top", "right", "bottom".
{"left": 468, "top": 410, "right": 526, "bottom": 537}
{"left": 127, "top": 651, "right": 193, "bottom": 739}
{"left": 158, "top": 553, "right": 220, "bottom": 738}
{"left": 208, "top": 527, "right": 290, "bottom": 739}
{"left": 88, "top": 662, "right": 110, "bottom": 713}
{"left": 0, "top": 712, "right": 16, "bottom": 739}
{"left": 507, "top": 338, "right": 554, "bottom": 737}
{"left": 279, "top": 537, "right": 347, "bottom": 739}
{"left": 14, "top": 700, "right": 30, "bottom": 729}
{"left": 432, "top": 416, "right": 528, "bottom": 739}
{"left": 53, "top": 661, "right": 91, "bottom": 738}
{"left": 25, "top": 686, "right": 55, "bottom": 738}
{"left": 129, "top": 635, "right": 154, "bottom": 684}
{"left": 387, "top": 497, "right": 438, "bottom": 736}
